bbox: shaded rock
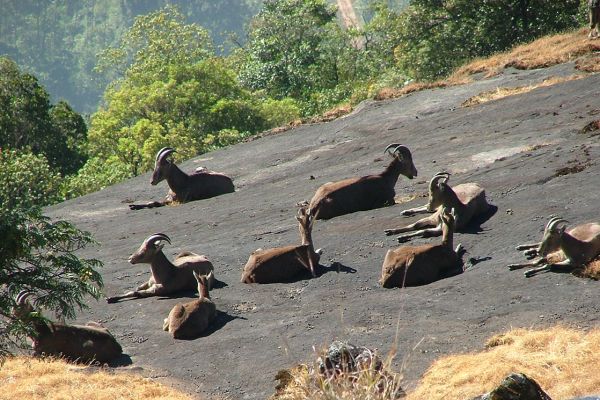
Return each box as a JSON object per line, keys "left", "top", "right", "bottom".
{"left": 318, "top": 341, "right": 382, "bottom": 375}
{"left": 472, "top": 373, "right": 552, "bottom": 400}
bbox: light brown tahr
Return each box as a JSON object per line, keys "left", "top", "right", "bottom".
{"left": 385, "top": 171, "right": 490, "bottom": 242}
{"left": 380, "top": 207, "right": 464, "bottom": 288}
{"left": 508, "top": 216, "right": 600, "bottom": 277}
{"left": 106, "top": 233, "right": 214, "bottom": 303}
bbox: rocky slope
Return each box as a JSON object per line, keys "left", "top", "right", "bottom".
{"left": 47, "top": 61, "right": 600, "bottom": 399}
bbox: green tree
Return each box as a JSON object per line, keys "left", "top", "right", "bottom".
{"left": 61, "top": 156, "right": 132, "bottom": 199}
{"left": 0, "top": 149, "right": 63, "bottom": 208}
{"left": 89, "top": 8, "right": 275, "bottom": 178}
{"left": 96, "top": 5, "right": 213, "bottom": 85}
{"left": 0, "top": 204, "right": 103, "bottom": 359}
{"left": 0, "top": 57, "right": 87, "bottom": 175}
{"left": 239, "top": 0, "right": 341, "bottom": 101}
{"left": 89, "top": 58, "right": 264, "bottom": 175}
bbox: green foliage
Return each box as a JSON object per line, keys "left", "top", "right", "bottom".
{"left": 0, "top": 0, "right": 263, "bottom": 114}
{"left": 89, "top": 8, "right": 278, "bottom": 179}
{"left": 259, "top": 98, "right": 301, "bottom": 127}
{"left": 0, "top": 204, "right": 103, "bottom": 359}
{"left": 0, "top": 149, "right": 63, "bottom": 209}
{"left": 0, "top": 57, "right": 88, "bottom": 175}
{"left": 61, "top": 156, "right": 133, "bottom": 200}
{"left": 203, "top": 129, "right": 253, "bottom": 150}
{"left": 394, "top": 0, "right": 583, "bottom": 81}
{"left": 206, "top": 98, "right": 266, "bottom": 134}
{"left": 96, "top": 5, "right": 213, "bottom": 85}
{"left": 239, "top": 0, "right": 341, "bottom": 101}
{"left": 89, "top": 56, "right": 261, "bottom": 175}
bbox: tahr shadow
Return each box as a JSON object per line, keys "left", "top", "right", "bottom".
{"left": 316, "top": 262, "right": 357, "bottom": 277}
{"left": 243, "top": 262, "right": 357, "bottom": 285}
{"left": 293, "top": 262, "right": 357, "bottom": 282}
{"left": 459, "top": 204, "right": 498, "bottom": 235}
{"left": 108, "top": 353, "right": 133, "bottom": 367}
{"left": 176, "top": 311, "right": 245, "bottom": 340}
{"left": 155, "top": 279, "right": 228, "bottom": 301}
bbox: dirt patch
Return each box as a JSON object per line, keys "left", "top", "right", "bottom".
{"left": 575, "top": 54, "right": 600, "bottom": 73}
{"left": 554, "top": 144, "right": 594, "bottom": 178}
{"left": 374, "top": 81, "right": 459, "bottom": 101}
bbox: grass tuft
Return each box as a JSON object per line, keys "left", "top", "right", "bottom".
{"left": 271, "top": 344, "right": 405, "bottom": 400}
{"left": 461, "top": 75, "right": 584, "bottom": 107}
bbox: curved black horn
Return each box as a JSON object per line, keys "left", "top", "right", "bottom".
{"left": 145, "top": 233, "right": 172, "bottom": 245}
{"left": 384, "top": 144, "right": 412, "bottom": 159}
{"left": 384, "top": 143, "right": 401, "bottom": 156}
{"left": 394, "top": 145, "right": 412, "bottom": 159}
{"left": 430, "top": 171, "right": 451, "bottom": 189}
{"left": 155, "top": 147, "right": 176, "bottom": 163}
{"left": 383, "top": 143, "right": 412, "bottom": 158}
{"left": 16, "top": 290, "right": 32, "bottom": 306}
{"left": 544, "top": 216, "right": 562, "bottom": 230}
{"left": 547, "top": 218, "right": 568, "bottom": 231}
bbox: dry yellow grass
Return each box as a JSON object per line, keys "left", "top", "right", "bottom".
{"left": 0, "top": 356, "right": 194, "bottom": 400}
{"left": 451, "top": 28, "right": 600, "bottom": 80}
{"left": 575, "top": 258, "right": 600, "bottom": 280}
{"left": 461, "top": 75, "right": 585, "bottom": 107}
{"left": 542, "top": 252, "right": 600, "bottom": 280}
{"left": 376, "top": 28, "right": 600, "bottom": 101}
{"left": 407, "top": 326, "right": 600, "bottom": 400}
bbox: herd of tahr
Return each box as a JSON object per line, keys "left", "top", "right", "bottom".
{"left": 13, "top": 145, "right": 600, "bottom": 363}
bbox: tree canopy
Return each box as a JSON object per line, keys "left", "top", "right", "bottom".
{"left": 0, "top": 57, "right": 87, "bottom": 175}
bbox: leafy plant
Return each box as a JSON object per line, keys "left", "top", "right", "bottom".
{"left": 0, "top": 205, "right": 103, "bottom": 359}
{"left": 0, "top": 149, "right": 63, "bottom": 208}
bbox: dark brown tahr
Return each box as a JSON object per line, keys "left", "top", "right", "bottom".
{"left": 380, "top": 207, "right": 464, "bottom": 288}
{"left": 307, "top": 144, "right": 417, "bottom": 220}
{"left": 13, "top": 291, "right": 123, "bottom": 363}
{"left": 163, "top": 271, "right": 217, "bottom": 339}
{"left": 129, "top": 147, "right": 235, "bottom": 210}
{"left": 241, "top": 206, "right": 322, "bottom": 283}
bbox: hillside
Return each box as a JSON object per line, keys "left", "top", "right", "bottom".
{"left": 45, "top": 55, "right": 600, "bottom": 399}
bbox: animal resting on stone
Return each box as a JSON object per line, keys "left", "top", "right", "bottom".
{"left": 106, "top": 233, "right": 214, "bottom": 303}
{"left": 508, "top": 216, "right": 600, "bottom": 277}
{"left": 380, "top": 206, "right": 465, "bottom": 288}
{"left": 13, "top": 291, "right": 123, "bottom": 363}
{"left": 385, "top": 171, "right": 490, "bottom": 242}
{"left": 163, "top": 271, "right": 217, "bottom": 339}
{"left": 307, "top": 144, "right": 417, "bottom": 220}
{"left": 129, "top": 147, "right": 234, "bottom": 210}
{"left": 241, "top": 206, "right": 322, "bottom": 283}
